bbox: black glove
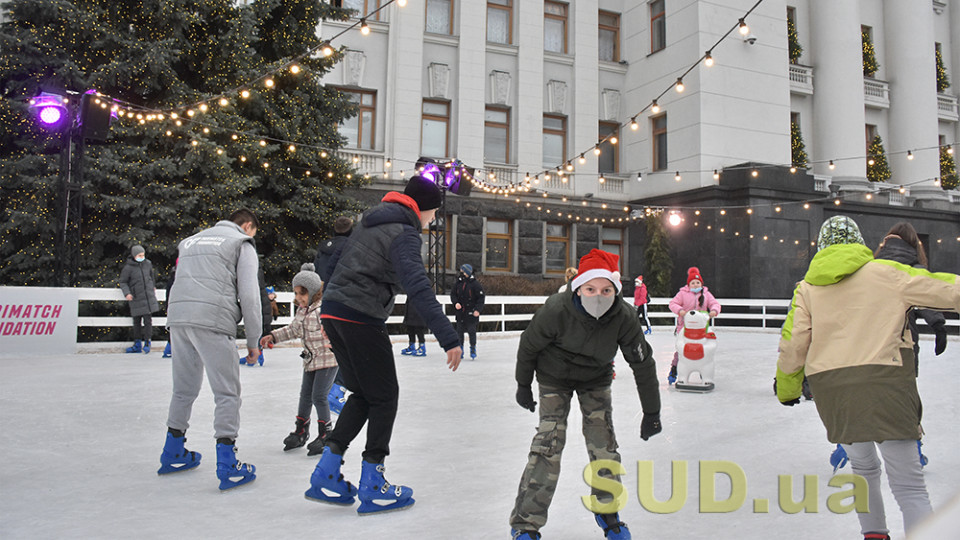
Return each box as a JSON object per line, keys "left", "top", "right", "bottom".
{"left": 640, "top": 413, "right": 662, "bottom": 440}
{"left": 780, "top": 397, "right": 801, "bottom": 407}
{"left": 935, "top": 327, "right": 947, "bottom": 356}
{"left": 516, "top": 385, "right": 537, "bottom": 413}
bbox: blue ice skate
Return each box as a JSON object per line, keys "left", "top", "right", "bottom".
{"left": 470, "top": 346, "right": 477, "bottom": 360}
{"left": 918, "top": 439, "right": 929, "bottom": 468}
{"left": 239, "top": 352, "right": 264, "bottom": 366}
{"left": 830, "top": 444, "right": 848, "bottom": 473}
{"left": 400, "top": 344, "right": 416, "bottom": 355}
{"left": 510, "top": 530, "right": 541, "bottom": 540}
{"left": 304, "top": 447, "right": 357, "bottom": 505}
{"left": 413, "top": 344, "right": 426, "bottom": 357}
{"left": 126, "top": 340, "right": 142, "bottom": 353}
{"left": 143, "top": 341, "right": 151, "bottom": 354}
{"left": 157, "top": 431, "right": 201, "bottom": 475}
{"left": 328, "top": 385, "right": 346, "bottom": 415}
{"left": 667, "top": 365, "right": 677, "bottom": 385}
{"left": 216, "top": 442, "right": 256, "bottom": 490}
{"left": 595, "top": 513, "right": 631, "bottom": 539}
{"left": 357, "top": 460, "right": 414, "bottom": 515}
{"left": 162, "top": 342, "right": 172, "bottom": 358}
{"left": 644, "top": 328, "right": 652, "bottom": 335}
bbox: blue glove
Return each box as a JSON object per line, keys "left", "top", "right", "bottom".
{"left": 830, "top": 444, "right": 848, "bottom": 473}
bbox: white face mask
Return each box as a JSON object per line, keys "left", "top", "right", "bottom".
{"left": 581, "top": 294, "right": 615, "bottom": 319}
{"left": 135, "top": 256, "right": 145, "bottom": 262}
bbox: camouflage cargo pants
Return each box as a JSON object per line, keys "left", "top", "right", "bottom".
{"left": 509, "top": 385, "right": 620, "bottom": 532}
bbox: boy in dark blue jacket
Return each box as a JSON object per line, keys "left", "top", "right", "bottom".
{"left": 305, "top": 175, "right": 462, "bottom": 515}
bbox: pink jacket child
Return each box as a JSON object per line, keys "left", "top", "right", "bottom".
{"left": 667, "top": 267, "right": 721, "bottom": 379}
{"left": 633, "top": 277, "right": 649, "bottom": 307}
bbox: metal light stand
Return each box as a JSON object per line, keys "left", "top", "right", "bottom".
{"left": 426, "top": 188, "right": 447, "bottom": 294}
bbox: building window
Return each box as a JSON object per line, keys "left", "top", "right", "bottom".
{"left": 598, "top": 121, "right": 619, "bottom": 174}
{"left": 484, "top": 106, "right": 510, "bottom": 164}
{"left": 599, "top": 11, "right": 620, "bottom": 62}
{"left": 485, "top": 219, "right": 512, "bottom": 271}
{"left": 601, "top": 228, "right": 623, "bottom": 273}
{"left": 865, "top": 124, "right": 877, "bottom": 153}
{"left": 544, "top": 1, "right": 567, "bottom": 54}
{"left": 421, "top": 100, "right": 450, "bottom": 159}
{"left": 337, "top": 88, "right": 376, "bottom": 150}
{"left": 343, "top": 0, "right": 382, "bottom": 21}
{"left": 487, "top": 0, "right": 512, "bottom": 44}
{"left": 542, "top": 114, "right": 566, "bottom": 168}
{"left": 426, "top": 0, "right": 453, "bottom": 35}
{"left": 650, "top": 0, "right": 666, "bottom": 53}
{"left": 652, "top": 114, "right": 667, "bottom": 171}
{"left": 545, "top": 223, "right": 569, "bottom": 273}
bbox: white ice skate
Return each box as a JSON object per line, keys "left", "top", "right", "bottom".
{"left": 674, "top": 310, "right": 717, "bottom": 393}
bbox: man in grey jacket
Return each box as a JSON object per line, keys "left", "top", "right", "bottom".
{"left": 158, "top": 208, "right": 262, "bottom": 491}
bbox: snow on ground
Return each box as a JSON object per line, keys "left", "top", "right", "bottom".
{"left": 1, "top": 329, "right": 958, "bottom": 540}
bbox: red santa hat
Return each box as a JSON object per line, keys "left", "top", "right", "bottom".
{"left": 687, "top": 267, "right": 703, "bottom": 286}
{"left": 571, "top": 249, "right": 622, "bottom": 293}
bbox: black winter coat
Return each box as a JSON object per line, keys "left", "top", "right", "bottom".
{"left": 451, "top": 276, "right": 485, "bottom": 318}
{"left": 119, "top": 257, "right": 160, "bottom": 316}
{"left": 314, "top": 234, "right": 349, "bottom": 283}
{"left": 321, "top": 192, "right": 459, "bottom": 350}
{"left": 516, "top": 290, "right": 661, "bottom": 415}
{"left": 875, "top": 237, "right": 946, "bottom": 355}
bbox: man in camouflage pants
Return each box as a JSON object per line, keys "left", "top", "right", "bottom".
{"left": 510, "top": 250, "right": 662, "bottom": 540}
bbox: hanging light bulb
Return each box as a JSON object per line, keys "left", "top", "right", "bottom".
{"left": 565, "top": 162, "right": 574, "bottom": 171}
{"left": 751, "top": 169, "right": 759, "bottom": 178}
{"left": 907, "top": 150, "right": 914, "bottom": 160}
{"left": 290, "top": 65, "right": 301, "bottom": 75}
{"left": 360, "top": 19, "right": 370, "bottom": 35}
{"left": 704, "top": 51, "right": 714, "bottom": 67}
{"left": 636, "top": 171, "right": 643, "bottom": 182}
{"left": 948, "top": 147, "right": 954, "bottom": 155}
{"left": 828, "top": 160, "right": 835, "bottom": 170}
{"left": 651, "top": 100, "right": 660, "bottom": 114}
{"left": 675, "top": 171, "right": 682, "bottom": 182}
{"left": 599, "top": 176, "right": 606, "bottom": 184}
{"left": 593, "top": 147, "right": 601, "bottom": 156}
{"left": 738, "top": 18, "right": 750, "bottom": 36}
{"left": 867, "top": 157, "right": 875, "bottom": 166}
{"left": 578, "top": 154, "right": 586, "bottom": 165}
{"left": 630, "top": 117, "right": 639, "bottom": 131}
{"left": 264, "top": 78, "right": 275, "bottom": 88}
{"left": 397, "top": 0, "right": 407, "bottom": 6}
{"left": 610, "top": 136, "right": 618, "bottom": 145}
{"left": 385, "top": 158, "right": 392, "bottom": 168}
{"left": 219, "top": 98, "right": 229, "bottom": 107}
{"left": 789, "top": 166, "right": 797, "bottom": 174}
{"left": 675, "top": 78, "right": 685, "bottom": 93}
{"left": 322, "top": 43, "right": 334, "bottom": 56}
{"left": 240, "top": 90, "right": 250, "bottom": 99}
{"left": 713, "top": 170, "right": 720, "bottom": 180}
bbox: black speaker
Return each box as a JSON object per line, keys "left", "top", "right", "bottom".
{"left": 79, "top": 93, "right": 113, "bottom": 141}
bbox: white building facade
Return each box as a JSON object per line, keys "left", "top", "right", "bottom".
{"left": 320, "top": 0, "right": 960, "bottom": 284}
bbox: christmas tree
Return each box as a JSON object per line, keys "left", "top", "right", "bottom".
{"left": 787, "top": 17, "right": 802, "bottom": 64}
{"left": 865, "top": 135, "right": 891, "bottom": 183}
{"left": 0, "top": 0, "right": 365, "bottom": 287}
{"left": 941, "top": 147, "right": 958, "bottom": 190}
{"left": 790, "top": 121, "right": 808, "bottom": 169}
{"left": 862, "top": 30, "right": 879, "bottom": 77}
{"left": 936, "top": 47, "right": 951, "bottom": 93}
{"left": 643, "top": 213, "right": 673, "bottom": 298}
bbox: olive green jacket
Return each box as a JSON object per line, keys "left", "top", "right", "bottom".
{"left": 516, "top": 290, "right": 661, "bottom": 415}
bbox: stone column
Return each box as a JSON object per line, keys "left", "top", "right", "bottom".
{"left": 809, "top": 0, "right": 867, "bottom": 184}
{"left": 516, "top": 0, "right": 545, "bottom": 181}
{"left": 456, "top": 0, "right": 487, "bottom": 167}
{"left": 883, "top": 0, "right": 944, "bottom": 204}
{"left": 384, "top": 1, "right": 425, "bottom": 176}
{"left": 952, "top": 0, "right": 960, "bottom": 147}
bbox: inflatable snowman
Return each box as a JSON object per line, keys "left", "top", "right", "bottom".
{"left": 674, "top": 310, "right": 717, "bottom": 392}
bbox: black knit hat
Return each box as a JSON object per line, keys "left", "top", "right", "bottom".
{"left": 403, "top": 175, "right": 443, "bottom": 211}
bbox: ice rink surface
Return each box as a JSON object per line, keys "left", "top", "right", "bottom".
{"left": 2, "top": 328, "right": 958, "bottom": 540}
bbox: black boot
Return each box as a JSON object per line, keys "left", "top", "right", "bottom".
{"left": 306, "top": 420, "right": 332, "bottom": 456}
{"left": 283, "top": 416, "right": 310, "bottom": 451}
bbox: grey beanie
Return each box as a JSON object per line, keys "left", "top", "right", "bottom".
{"left": 131, "top": 245, "right": 145, "bottom": 257}
{"left": 292, "top": 263, "right": 323, "bottom": 300}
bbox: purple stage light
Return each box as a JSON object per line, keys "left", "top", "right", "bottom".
{"left": 29, "top": 92, "right": 68, "bottom": 129}
{"left": 38, "top": 106, "right": 64, "bottom": 125}
{"left": 419, "top": 161, "right": 442, "bottom": 184}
